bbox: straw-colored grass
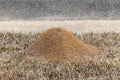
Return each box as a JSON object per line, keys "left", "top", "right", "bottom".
{"left": 0, "top": 32, "right": 120, "bottom": 80}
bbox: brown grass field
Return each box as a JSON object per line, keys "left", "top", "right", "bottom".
{"left": 0, "top": 20, "right": 120, "bottom": 80}
{"left": 0, "top": 31, "right": 120, "bottom": 80}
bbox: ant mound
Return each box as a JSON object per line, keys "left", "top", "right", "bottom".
{"left": 27, "top": 27, "right": 99, "bottom": 63}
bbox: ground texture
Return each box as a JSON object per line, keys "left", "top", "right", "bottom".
{"left": 0, "top": 32, "right": 120, "bottom": 80}
{"left": 27, "top": 28, "right": 99, "bottom": 63}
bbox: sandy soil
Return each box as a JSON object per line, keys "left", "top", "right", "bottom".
{"left": 0, "top": 20, "right": 120, "bottom": 33}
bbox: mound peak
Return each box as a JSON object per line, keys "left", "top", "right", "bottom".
{"left": 27, "top": 27, "right": 99, "bottom": 63}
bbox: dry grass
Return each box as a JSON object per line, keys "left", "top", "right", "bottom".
{"left": 0, "top": 32, "right": 120, "bottom": 80}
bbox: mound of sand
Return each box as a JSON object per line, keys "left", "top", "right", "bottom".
{"left": 27, "top": 27, "right": 99, "bottom": 63}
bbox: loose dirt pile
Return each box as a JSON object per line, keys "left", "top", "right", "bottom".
{"left": 27, "top": 27, "right": 99, "bottom": 63}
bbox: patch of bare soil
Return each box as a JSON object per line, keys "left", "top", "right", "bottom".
{"left": 27, "top": 27, "right": 99, "bottom": 63}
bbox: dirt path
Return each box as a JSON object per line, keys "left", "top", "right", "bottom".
{"left": 0, "top": 20, "right": 120, "bottom": 33}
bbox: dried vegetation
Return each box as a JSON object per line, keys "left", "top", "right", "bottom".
{"left": 0, "top": 32, "right": 120, "bottom": 80}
